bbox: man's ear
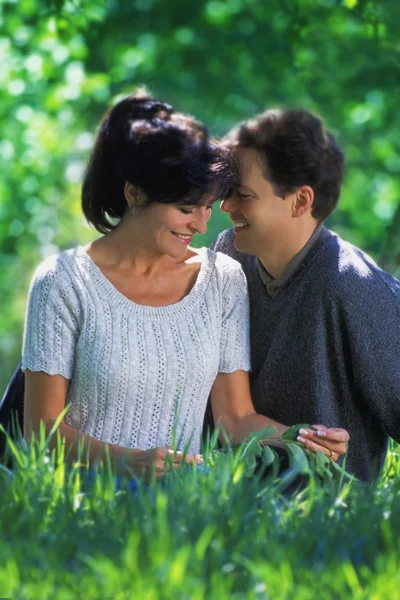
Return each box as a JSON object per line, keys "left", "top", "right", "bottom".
{"left": 291, "top": 186, "right": 314, "bottom": 218}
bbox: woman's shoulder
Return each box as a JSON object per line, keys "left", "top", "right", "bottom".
{"left": 205, "top": 248, "right": 247, "bottom": 294}
{"left": 207, "top": 246, "right": 245, "bottom": 273}
{"left": 29, "top": 246, "right": 86, "bottom": 291}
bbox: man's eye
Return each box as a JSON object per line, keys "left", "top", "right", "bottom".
{"left": 238, "top": 193, "right": 251, "bottom": 199}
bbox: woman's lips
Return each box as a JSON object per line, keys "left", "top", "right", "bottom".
{"left": 172, "top": 232, "right": 192, "bottom": 245}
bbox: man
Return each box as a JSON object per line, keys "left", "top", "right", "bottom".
{"left": 211, "top": 108, "right": 400, "bottom": 481}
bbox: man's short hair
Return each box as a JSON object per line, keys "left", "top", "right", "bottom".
{"left": 228, "top": 108, "right": 345, "bottom": 221}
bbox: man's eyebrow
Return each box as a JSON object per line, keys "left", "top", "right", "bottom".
{"left": 238, "top": 184, "right": 257, "bottom": 194}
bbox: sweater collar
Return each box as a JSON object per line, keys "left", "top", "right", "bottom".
{"left": 256, "top": 225, "right": 332, "bottom": 297}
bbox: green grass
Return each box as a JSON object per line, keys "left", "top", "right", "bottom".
{"left": 0, "top": 429, "right": 399, "bottom": 600}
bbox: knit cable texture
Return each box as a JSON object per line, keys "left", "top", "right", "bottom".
{"left": 22, "top": 246, "right": 251, "bottom": 454}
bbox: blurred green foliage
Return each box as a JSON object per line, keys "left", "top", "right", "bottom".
{"left": 0, "top": 0, "right": 400, "bottom": 393}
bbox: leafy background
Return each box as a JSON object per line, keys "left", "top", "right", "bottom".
{"left": 1, "top": 0, "right": 400, "bottom": 393}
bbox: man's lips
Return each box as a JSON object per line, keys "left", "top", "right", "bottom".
{"left": 231, "top": 219, "right": 249, "bottom": 234}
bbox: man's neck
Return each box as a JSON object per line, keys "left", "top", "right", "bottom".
{"left": 257, "top": 222, "right": 319, "bottom": 280}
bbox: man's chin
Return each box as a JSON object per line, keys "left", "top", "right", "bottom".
{"left": 233, "top": 236, "right": 244, "bottom": 251}
{"left": 233, "top": 237, "right": 256, "bottom": 256}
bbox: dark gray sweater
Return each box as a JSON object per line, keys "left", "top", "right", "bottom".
{"left": 213, "top": 227, "right": 400, "bottom": 481}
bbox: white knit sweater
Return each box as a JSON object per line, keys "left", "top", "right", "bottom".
{"left": 22, "top": 246, "right": 250, "bottom": 454}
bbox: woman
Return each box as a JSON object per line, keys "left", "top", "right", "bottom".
{"left": 21, "top": 92, "right": 347, "bottom": 482}
{"left": 21, "top": 91, "right": 269, "bottom": 480}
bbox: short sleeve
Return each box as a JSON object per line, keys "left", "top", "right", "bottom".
{"left": 217, "top": 255, "right": 251, "bottom": 373}
{"left": 21, "top": 255, "right": 81, "bottom": 379}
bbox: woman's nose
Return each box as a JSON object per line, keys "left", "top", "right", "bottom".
{"left": 192, "top": 207, "right": 209, "bottom": 234}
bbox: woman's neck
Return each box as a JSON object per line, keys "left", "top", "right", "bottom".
{"left": 88, "top": 221, "right": 195, "bottom": 278}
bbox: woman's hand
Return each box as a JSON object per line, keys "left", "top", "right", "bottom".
{"left": 296, "top": 424, "right": 350, "bottom": 462}
{"left": 129, "top": 446, "right": 203, "bottom": 482}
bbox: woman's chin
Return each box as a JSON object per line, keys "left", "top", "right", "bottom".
{"left": 164, "top": 244, "right": 190, "bottom": 261}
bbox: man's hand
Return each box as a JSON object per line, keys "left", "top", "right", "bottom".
{"left": 296, "top": 424, "right": 350, "bottom": 462}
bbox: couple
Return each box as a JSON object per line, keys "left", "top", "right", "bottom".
{"left": 19, "top": 90, "right": 399, "bottom": 482}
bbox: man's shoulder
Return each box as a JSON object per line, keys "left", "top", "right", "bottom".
{"left": 211, "top": 228, "right": 254, "bottom": 269}
{"left": 319, "top": 233, "right": 400, "bottom": 300}
{"left": 211, "top": 227, "right": 235, "bottom": 254}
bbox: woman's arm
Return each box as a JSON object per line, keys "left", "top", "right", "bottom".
{"left": 24, "top": 370, "right": 201, "bottom": 479}
{"left": 210, "top": 370, "right": 288, "bottom": 444}
{"left": 24, "top": 370, "right": 134, "bottom": 469}
{"left": 210, "top": 371, "right": 349, "bottom": 459}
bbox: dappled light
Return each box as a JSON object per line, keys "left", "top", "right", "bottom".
{"left": 1, "top": 1, "right": 400, "bottom": 598}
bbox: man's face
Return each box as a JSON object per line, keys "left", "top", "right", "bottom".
{"left": 220, "top": 147, "right": 293, "bottom": 256}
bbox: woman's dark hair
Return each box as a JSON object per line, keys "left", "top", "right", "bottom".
{"left": 228, "top": 108, "right": 345, "bottom": 221}
{"left": 82, "top": 90, "right": 238, "bottom": 233}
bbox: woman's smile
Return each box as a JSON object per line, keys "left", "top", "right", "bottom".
{"left": 171, "top": 231, "right": 193, "bottom": 245}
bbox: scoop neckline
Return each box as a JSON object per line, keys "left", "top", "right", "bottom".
{"left": 75, "top": 245, "right": 214, "bottom": 319}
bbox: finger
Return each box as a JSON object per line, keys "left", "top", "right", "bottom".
{"left": 299, "top": 433, "right": 347, "bottom": 456}
{"left": 317, "top": 429, "right": 350, "bottom": 443}
{"left": 165, "top": 448, "right": 191, "bottom": 465}
{"left": 313, "top": 425, "right": 329, "bottom": 432}
{"left": 327, "top": 428, "right": 350, "bottom": 442}
{"left": 307, "top": 427, "right": 350, "bottom": 443}
{"left": 299, "top": 427, "right": 327, "bottom": 440}
{"left": 167, "top": 449, "right": 185, "bottom": 463}
{"left": 182, "top": 452, "right": 203, "bottom": 465}
{"left": 157, "top": 446, "right": 174, "bottom": 458}
{"left": 300, "top": 438, "right": 338, "bottom": 460}
{"left": 297, "top": 435, "right": 335, "bottom": 459}
{"left": 308, "top": 433, "right": 348, "bottom": 450}
{"left": 313, "top": 443, "right": 346, "bottom": 457}
{"left": 166, "top": 450, "right": 203, "bottom": 466}
{"left": 295, "top": 443, "right": 339, "bottom": 462}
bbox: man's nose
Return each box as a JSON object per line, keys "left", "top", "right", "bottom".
{"left": 220, "top": 195, "right": 236, "bottom": 213}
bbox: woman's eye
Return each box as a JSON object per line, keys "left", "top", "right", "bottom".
{"left": 179, "top": 205, "right": 212, "bottom": 215}
{"left": 206, "top": 205, "right": 213, "bottom": 211}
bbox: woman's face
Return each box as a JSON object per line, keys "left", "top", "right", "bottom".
{"left": 134, "top": 200, "right": 213, "bottom": 259}
{"left": 220, "top": 147, "right": 293, "bottom": 256}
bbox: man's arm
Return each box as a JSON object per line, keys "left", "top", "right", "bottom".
{"left": 340, "top": 268, "right": 400, "bottom": 444}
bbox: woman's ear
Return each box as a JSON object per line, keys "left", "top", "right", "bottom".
{"left": 124, "top": 182, "right": 138, "bottom": 208}
{"left": 291, "top": 186, "right": 314, "bottom": 218}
